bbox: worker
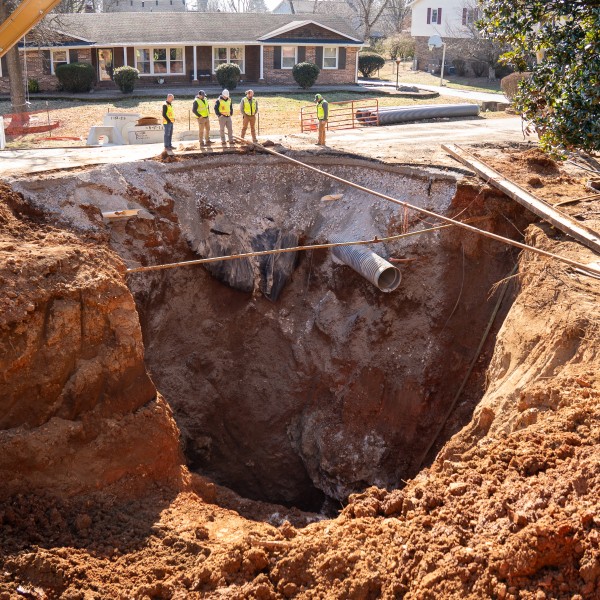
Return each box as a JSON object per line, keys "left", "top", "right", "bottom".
{"left": 239, "top": 89, "right": 259, "bottom": 143}
{"left": 214, "top": 89, "right": 234, "bottom": 146}
{"left": 162, "top": 93, "right": 175, "bottom": 151}
{"left": 192, "top": 90, "right": 212, "bottom": 146}
{"left": 314, "top": 93, "right": 328, "bottom": 146}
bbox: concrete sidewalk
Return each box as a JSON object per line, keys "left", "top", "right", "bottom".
{"left": 0, "top": 116, "right": 531, "bottom": 178}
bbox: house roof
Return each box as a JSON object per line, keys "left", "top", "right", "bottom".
{"left": 256, "top": 19, "right": 361, "bottom": 42}
{"left": 47, "top": 12, "right": 362, "bottom": 45}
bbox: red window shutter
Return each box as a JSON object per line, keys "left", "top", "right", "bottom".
{"left": 427, "top": 7, "right": 431, "bottom": 24}
{"left": 462, "top": 7, "right": 467, "bottom": 25}
{"left": 438, "top": 7, "right": 442, "bottom": 23}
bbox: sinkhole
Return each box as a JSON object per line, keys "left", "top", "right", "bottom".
{"left": 15, "top": 152, "right": 529, "bottom": 512}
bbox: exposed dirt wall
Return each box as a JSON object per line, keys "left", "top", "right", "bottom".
{"left": 0, "top": 184, "right": 185, "bottom": 500}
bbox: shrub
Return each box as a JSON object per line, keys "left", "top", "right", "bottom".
{"left": 292, "top": 62, "right": 320, "bottom": 89}
{"left": 215, "top": 63, "right": 241, "bottom": 90}
{"left": 113, "top": 66, "right": 139, "bottom": 93}
{"left": 452, "top": 58, "right": 467, "bottom": 77}
{"left": 55, "top": 62, "right": 96, "bottom": 92}
{"left": 358, "top": 53, "right": 386, "bottom": 78}
{"left": 501, "top": 71, "right": 531, "bottom": 101}
{"left": 27, "top": 78, "right": 40, "bottom": 93}
{"left": 470, "top": 60, "right": 487, "bottom": 77}
{"left": 494, "top": 62, "right": 513, "bottom": 79}
{"left": 385, "top": 34, "right": 415, "bottom": 61}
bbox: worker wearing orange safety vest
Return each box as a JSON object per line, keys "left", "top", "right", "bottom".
{"left": 162, "top": 93, "right": 175, "bottom": 150}
{"left": 314, "top": 93, "right": 328, "bottom": 146}
{"left": 239, "top": 89, "right": 259, "bottom": 143}
{"left": 214, "top": 89, "right": 234, "bottom": 145}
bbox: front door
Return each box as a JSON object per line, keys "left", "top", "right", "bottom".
{"left": 97, "top": 49, "right": 113, "bottom": 81}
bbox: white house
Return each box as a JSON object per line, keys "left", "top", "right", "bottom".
{"left": 409, "top": 0, "right": 482, "bottom": 72}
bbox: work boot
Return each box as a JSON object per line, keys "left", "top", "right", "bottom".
{"left": 205, "top": 140, "right": 214, "bottom": 144}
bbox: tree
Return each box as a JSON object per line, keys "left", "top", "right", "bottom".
{"left": 345, "top": 0, "right": 389, "bottom": 40}
{"left": 479, "top": 0, "right": 600, "bottom": 155}
{"left": 0, "top": 0, "right": 27, "bottom": 121}
{"left": 381, "top": 0, "right": 409, "bottom": 35}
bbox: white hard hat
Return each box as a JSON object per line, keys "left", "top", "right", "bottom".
{"left": 222, "top": 89, "right": 229, "bottom": 98}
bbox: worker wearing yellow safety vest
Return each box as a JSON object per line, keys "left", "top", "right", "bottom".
{"left": 214, "top": 89, "right": 234, "bottom": 146}
{"left": 314, "top": 93, "right": 328, "bottom": 146}
{"left": 239, "top": 89, "right": 259, "bottom": 143}
{"left": 162, "top": 93, "right": 175, "bottom": 150}
{"left": 192, "top": 90, "right": 213, "bottom": 146}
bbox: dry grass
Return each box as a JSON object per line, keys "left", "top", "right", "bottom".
{"left": 0, "top": 89, "right": 500, "bottom": 149}
{"left": 369, "top": 60, "right": 504, "bottom": 94}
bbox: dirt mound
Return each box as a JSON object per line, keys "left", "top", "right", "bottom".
{"left": 520, "top": 148, "right": 561, "bottom": 175}
{"left": 0, "top": 184, "right": 185, "bottom": 500}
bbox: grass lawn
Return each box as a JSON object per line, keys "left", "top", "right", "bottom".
{"left": 0, "top": 89, "right": 502, "bottom": 149}
{"left": 368, "top": 60, "right": 504, "bottom": 94}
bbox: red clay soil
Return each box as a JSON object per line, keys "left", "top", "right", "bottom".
{"left": 0, "top": 149, "right": 599, "bottom": 600}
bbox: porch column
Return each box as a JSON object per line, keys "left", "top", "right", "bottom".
{"left": 193, "top": 45, "right": 198, "bottom": 81}
{"left": 123, "top": 46, "right": 127, "bottom": 66}
{"left": 259, "top": 44, "right": 264, "bottom": 80}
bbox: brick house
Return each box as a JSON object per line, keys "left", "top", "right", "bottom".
{"left": 0, "top": 12, "right": 362, "bottom": 92}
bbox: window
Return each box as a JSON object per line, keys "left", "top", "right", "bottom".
{"left": 170, "top": 47, "right": 184, "bottom": 74}
{"left": 323, "top": 47, "right": 338, "bottom": 69}
{"left": 281, "top": 46, "right": 297, "bottom": 69}
{"left": 51, "top": 49, "right": 69, "bottom": 74}
{"left": 426, "top": 7, "right": 442, "bottom": 24}
{"left": 136, "top": 48, "right": 151, "bottom": 74}
{"left": 212, "top": 47, "right": 245, "bottom": 73}
{"left": 462, "top": 7, "right": 479, "bottom": 25}
{"left": 153, "top": 48, "right": 167, "bottom": 73}
{"left": 135, "top": 47, "right": 185, "bottom": 75}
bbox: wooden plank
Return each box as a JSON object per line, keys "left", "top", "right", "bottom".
{"left": 442, "top": 143, "right": 600, "bottom": 255}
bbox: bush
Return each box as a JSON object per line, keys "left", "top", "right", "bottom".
{"left": 27, "top": 78, "right": 40, "bottom": 93}
{"left": 292, "top": 62, "right": 320, "bottom": 89}
{"left": 358, "top": 53, "right": 386, "bottom": 78}
{"left": 113, "top": 66, "right": 139, "bottom": 93}
{"left": 501, "top": 71, "right": 531, "bottom": 101}
{"left": 470, "top": 60, "right": 487, "bottom": 77}
{"left": 385, "top": 34, "right": 415, "bottom": 61}
{"left": 494, "top": 62, "right": 513, "bottom": 79}
{"left": 452, "top": 59, "right": 467, "bottom": 77}
{"left": 215, "top": 63, "right": 241, "bottom": 90}
{"left": 55, "top": 62, "right": 96, "bottom": 92}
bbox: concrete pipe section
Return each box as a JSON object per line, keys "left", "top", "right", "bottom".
{"left": 330, "top": 234, "right": 401, "bottom": 292}
{"left": 357, "top": 103, "right": 480, "bottom": 126}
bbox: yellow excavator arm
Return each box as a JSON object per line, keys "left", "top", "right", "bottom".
{"left": 0, "top": 0, "right": 64, "bottom": 58}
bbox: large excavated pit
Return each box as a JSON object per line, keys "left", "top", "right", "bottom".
{"left": 11, "top": 152, "right": 531, "bottom": 512}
